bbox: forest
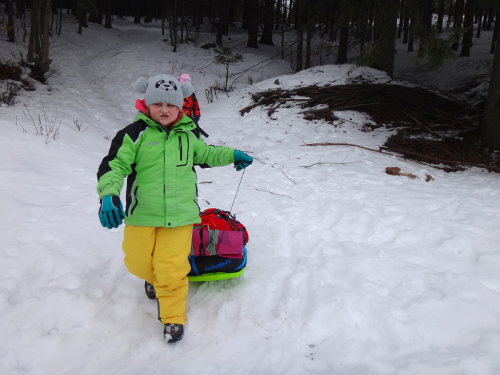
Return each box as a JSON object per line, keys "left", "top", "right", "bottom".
{"left": 1, "top": 0, "right": 500, "bottom": 151}
{"left": 2, "top": 2, "right": 500, "bottom": 373}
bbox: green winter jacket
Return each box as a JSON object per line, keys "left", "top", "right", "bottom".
{"left": 97, "top": 113, "right": 235, "bottom": 228}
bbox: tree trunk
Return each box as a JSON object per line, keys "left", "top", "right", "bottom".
{"left": 305, "top": 25, "right": 312, "bottom": 69}
{"left": 336, "top": 24, "right": 348, "bottom": 64}
{"left": 480, "top": 24, "right": 500, "bottom": 150}
{"left": 27, "top": 0, "right": 52, "bottom": 79}
{"left": 397, "top": 0, "right": 405, "bottom": 38}
{"left": 172, "top": 0, "right": 178, "bottom": 52}
{"left": 460, "top": 0, "right": 475, "bottom": 57}
{"left": 403, "top": 16, "right": 409, "bottom": 43}
{"left": 246, "top": 0, "right": 259, "bottom": 48}
{"left": 7, "top": 0, "right": 15, "bottom": 42}
{"left": 408, "top": 18, "right": 414, "bottom": 52}
{"left": 437, "top": 0, "right": 445, "bottom": 33}
{"left": 216, "top": 0, "right": 228, "bottom": 46}
{"left": 27, "top": 0, "right": 42, "bottom": 63}
{"left": 476, "top": 8, "right": 482, "bottom": 38}
{"left": 422, "top": 0, "right": 433, "bottom": 30}
{"left": 275, "top": 0, "right": 281, "bottom": 30}
{"left": 105, "top": 0, "right": 112, "bottom": 29}
{"left": 134, "top": 0, "right": 141, "bottom": 24}
{"left": 16, "top": 0, "right": 26, "bottom": 18}
{"left": 486, "top": 6, "right": 494, "bottom": 30}
{"left": 447, "top": 0, "right": 453, "bottom": 28}
{"left": 296, "top": 0, "right": 303, "bottom": 71}
{"left": 259, "top": 0, "right": 275, "bottom": 45}
{"left": 491, "top": 11, "right": 499, "bottom": 54}
{"left": 451, "top": 0, "right": 464, "bottom": 51}
{"left": 371, "top": 0, "right": 398, "bottom": 77}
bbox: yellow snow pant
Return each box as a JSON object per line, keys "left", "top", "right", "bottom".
{"left": 122, "top": 224, "right": 193, "bottom": 325}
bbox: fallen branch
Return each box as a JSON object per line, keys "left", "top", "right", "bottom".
{"left": 300, "top": 161, "right": 363, "bottom": 168}
{"left": 301, "top": 142, "right": 450, "bottom": 171}
{"left": 382, "top": 146, "right": 500, "bottom": 173}
{"left": 301, "top": 142, "right": 395, "bottom": 156}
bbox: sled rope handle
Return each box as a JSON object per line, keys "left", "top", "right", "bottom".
{"left": 215, "top": 169, "right": 246, "bottom": 255}
{"left": 229, "top": 168, "right": 245, "bottom": 214}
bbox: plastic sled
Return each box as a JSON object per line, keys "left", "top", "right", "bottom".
{"left": 187, "top": 247, "right": 247, "bottom": 282}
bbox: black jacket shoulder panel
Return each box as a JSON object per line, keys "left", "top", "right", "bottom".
{"left": 97, "top": 120, "right": 148, "bottom": 180}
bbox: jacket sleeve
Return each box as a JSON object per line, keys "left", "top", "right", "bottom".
{"left": 192, "top": 136, "right": 234, "bottom": 167}
{"left": 96, "top": 126, "right": 141, "bottom": 199}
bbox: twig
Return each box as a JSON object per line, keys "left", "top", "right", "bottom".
{"left": 23, "top": 103, "right": 39, "bottom": 134}
{"left": 280, "top": 169, "right": 296, "bottom": 184}
{"left": 17, "top": 116, "right": 27, "bottom": 133}
{"left": 256, "top": 189, "right": 291, "bottom": 198}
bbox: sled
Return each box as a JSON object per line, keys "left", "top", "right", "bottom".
{"left": 187, "top": 247, "right": 247, "bottom": 282}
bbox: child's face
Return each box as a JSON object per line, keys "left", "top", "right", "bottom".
{"left": 149, "top": 102, "right": 180, "bottom": 126}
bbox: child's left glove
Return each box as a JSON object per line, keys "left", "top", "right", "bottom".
{"left": 234, "top": 150, "right": 253, "bottom": 171}
{"left": 99, "top": 195, "right": 125, "bottom": 229}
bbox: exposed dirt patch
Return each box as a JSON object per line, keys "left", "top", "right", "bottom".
{"left": 242, "top": 83, "right": 498, "bottom": 172}
{"left": 0, "top": 61, "right": 35, "bottom": 106}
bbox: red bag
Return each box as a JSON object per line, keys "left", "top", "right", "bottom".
{"left": 191, "top": 209, "right": 249, "bottom": 258}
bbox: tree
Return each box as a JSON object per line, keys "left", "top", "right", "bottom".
{"left": 491, "top": 11, "right": 499, "bottom": 54}
{"left": 259, "top": 0, "right": 275, "bottom": 45}
{"left": 436, "top": 0, "right": 445, "bottom": 33}
{"left": 213, "top": 47, "right": 243, "bottom": 91}
{"left": 354, "top": 0, "right": 399, "bottom": 78}
{"left": 451, "top": 0, "right": 465, "bottom": 51}
{"left": 104, "top": 0, "right": 112, "bottom": 29}
{"left": 216, "top": 0, "right": 229, "bottom": 47}
{"left": 295, "top": 0, "right": 304, "bottom": 71}
{"left": 246, "top": 0, "right": 259, "bottom": 48}
{"left": 480, "top": 23, "right": 500, "bottom": 150}
{"left": 27, "top": 0, "right": 52, "bottom": 79}
{"left": 460, "top": 0, "right": 475, "bottom": 57}
{"left": 6, "top": 0, "right": 15, "bottom": 42}
{"left": 336, "top": 24, "right": 349, "bottom": 64}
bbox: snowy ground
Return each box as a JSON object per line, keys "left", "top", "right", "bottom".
{"left": 1, "top": 16, "right": 499, "bottom": 375}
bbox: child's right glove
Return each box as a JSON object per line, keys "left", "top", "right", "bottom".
{"left": 99, "top": 195, "right": 125, "bottom": 229}
{"left": 234, "top": 150, "right": 253, "bottom": 171}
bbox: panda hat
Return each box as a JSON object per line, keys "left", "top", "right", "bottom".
{"left": 135, "top": 74, "right": 194, "bottom": 109}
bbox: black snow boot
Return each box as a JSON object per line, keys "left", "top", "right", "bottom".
{"left": 144, "top": 281, "right": 156, "bottom": 300}
{"left": 164, "top": 323, "right": 184, "bottom": 343}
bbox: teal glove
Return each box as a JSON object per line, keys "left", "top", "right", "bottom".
{"left": 99, "top": 195, "right": 125, "bottom": 229}
{"left": 234, "top": 150, "right": 253, "bottom": 171}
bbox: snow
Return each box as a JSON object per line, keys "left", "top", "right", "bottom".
{"left": 1, "top": 15, "right": 499, "bottom": 375}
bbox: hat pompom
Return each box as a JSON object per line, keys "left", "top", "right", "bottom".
{"left": 178, "top": 74, "right": 191, "bottom": 83}
{"left": 180, "top": 81, "right": 194, "bottom": 98}
{"left": 134, "top": 76, "right": 149, "bottom": 94}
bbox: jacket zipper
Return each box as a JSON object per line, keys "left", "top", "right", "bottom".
{"left": 179, "top": 136, "right": 182, "bottom": 161}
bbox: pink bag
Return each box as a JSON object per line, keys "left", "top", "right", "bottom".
{"left": 191, "top": 229, "right": 244, "bottom": 258}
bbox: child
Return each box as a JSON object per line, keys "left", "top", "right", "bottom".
{"left": 96, "top": 74, "right": 253, "bottom": 344}
{"left": 178, "top": 73, "right": 208, "bottom": 138}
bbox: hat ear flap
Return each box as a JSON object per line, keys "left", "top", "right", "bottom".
{"left": 134, "top": 76, "right": 149, "bottom": 94}
{"left": 180, "top": 82, "right": 194, "bottom": 98}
